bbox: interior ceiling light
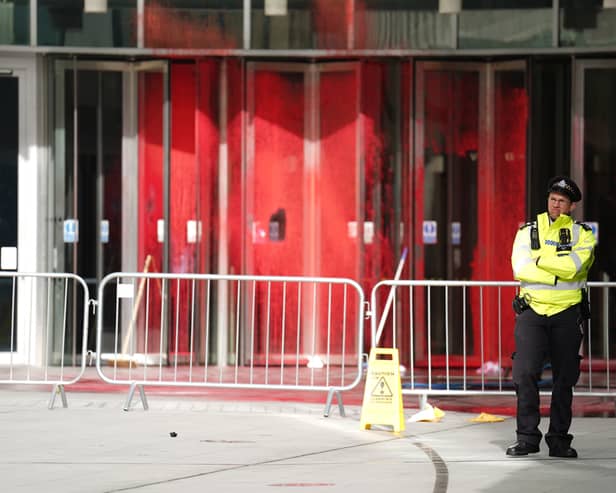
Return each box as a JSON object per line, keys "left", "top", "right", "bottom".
{"left": 439, "top": 0, "right": 461, "bottom": 14}
{"left": 265, "top": 0, "right": 288, "bottom": 16}
{"left": 605, "top": 0, "right": 616, "bottom": 8}
{"left": 84, "top": 0, "right": 108, "bottom": 14}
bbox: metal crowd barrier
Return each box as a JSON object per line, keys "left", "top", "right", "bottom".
{"left": 0, "top": 272, "right": 90, "bottom": 408}
{"left": 370, "top": 280, "right": 616, "bottom": 409}
{"left": 95, "top": 272, "right": 365, "bottom": 416}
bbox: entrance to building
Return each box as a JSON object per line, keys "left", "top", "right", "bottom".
{"left": 411, "top": 60, "right": 527, "bottom": 367}
{"left": 0, "top": 71, "right": 18, "bottom": 353}
{"left": 244, "top": 62, "right": 362, "bottom": 363}
{"left": 572, "top": 59, "right": 616, "bottom": 360}
{"left": 51, "top": 60, "right": 169, "bottom": 359}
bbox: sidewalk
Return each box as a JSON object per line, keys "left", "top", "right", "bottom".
{"left": 1, "top": 388, "right": 615, "bottom": 493}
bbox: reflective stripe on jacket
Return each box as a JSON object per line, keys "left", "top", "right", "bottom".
{"left": 511, "top": 212, "right": 596, "bottom": 316}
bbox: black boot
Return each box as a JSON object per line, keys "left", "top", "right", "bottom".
{"left": 546, "top": 433, "right": 577, "bottom": 458}
{"left": 506, "top": 441, "right": 540, "bottom": 456}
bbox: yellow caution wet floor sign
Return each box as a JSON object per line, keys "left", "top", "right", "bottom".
{"left": 360, "top": 347, "right": 405, "bottom": 432}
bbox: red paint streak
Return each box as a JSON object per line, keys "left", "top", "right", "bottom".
{"left": 168, "top": 63, "right": 197, "bottom": 356}
{"left": 417, "top": 68, "right": 528, "bottom": 365}
{"left": 251, "top": 70, "right": 305, "bottom": 357}
{"left": 144, "top": 0, "right": 238, "bottom": 49}
{"left": 196, "top": 60, "right": 221, "bottom": 275}
{"left": 361, "top": 62, "right": 395, "bottom": 350}
{"left": 226, "top": 59, "right": 244, "bottom": 276}
{"left": 137, "top": 71, "right": 164, "bottom": 350}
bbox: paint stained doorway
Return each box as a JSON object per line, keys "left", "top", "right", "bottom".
{"left": 244, "top": 62, "right": 362, "bottom": 366}
{"left": 52, "top": 60, "right": 168, "bottom": 360}
{"left": 413, "top": 61, "right": 527, "bottom": 368}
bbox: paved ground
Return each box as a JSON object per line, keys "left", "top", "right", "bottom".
{"left": 1, "top": 387, "right": 615, "bottom": 493}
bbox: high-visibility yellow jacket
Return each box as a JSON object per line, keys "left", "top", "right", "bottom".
{"left": 511, "top": 212, "right": 596, "bottom": 316}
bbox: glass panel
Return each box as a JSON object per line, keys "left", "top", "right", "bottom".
{"left": 250, "top": 69, "right": 305, "bottom": 278}
{"left": 529, "top": 60, "right": 571, "bottom": 212}
{"left": 362, "top": 61, "right": 405, "bottom": 347}
{"left": 416, "top": 63, "right": 528, "bottom": 364}
{"left": 252, "top": 0, "right": 351, "bottom": 49}
{"left": 492, "top": 66, "right": 527, "bottom": 361}
{"left": 137, "top": 69, "right": 165, "bottom": 357}
{"left": 459, "top": 0, "right": 552, "bottom": 48}
{"left": 0, "top": 0, "right": 29, "bottom": 45}
{"left": 245, "top": 64, "right": 361, "bottom": 362}
{"left": 59, "top": 69, "right": 124, "bottom": 353}
{"left": 582, "top": 67, "right": 616, "bottom": 357}
{"left": 423, "top": 70, "right": 479, "bottom": 282}
{"left": 0, "top": 76, "right": 18, "bottom": 350}
{"left": 318, "top": 68, "right": 359, "bottom": 280}
{"left": 357, "top": 0, "right": 455, "bottom": 49}
{"left": 249, "top": 68, "right": 306, "bottom": 360}
{"left": 317, "top": 66, "right": 360, "bottom": 356}
{"left": 38, "top": 0, "right": 137, "bottom": 47}
{"left": 144, "top": 0, "right": 243, "bottom": 49}
{"left": 420, "top": 69, "right": 480, "bottom": 358}
{"left": 492, "top": 68, "right": 527, "bottom": 280}
{"left": 561, "top": 2, "right": 616, "bottom": 47}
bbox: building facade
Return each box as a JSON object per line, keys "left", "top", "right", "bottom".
{"left": 1, "top": 1, "right": 615, "bottom": 369}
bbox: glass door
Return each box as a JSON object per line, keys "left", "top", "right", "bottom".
{"left": 413, "top": 60, "right": 527, "bottom": 366}
{"left": 572, "top": 59, "right": 616, "bottom": 361}
{"left": 52, "top": 60, "right": 168, "bottom": 359}
{"left": 245, "top": 61, "right": 362, "bottom": 364}
{"left": 0, "top": 71, "right": 19, "bottom": 354}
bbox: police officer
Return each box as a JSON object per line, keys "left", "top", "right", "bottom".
{"left": 507, "top": 176, "right": 596, "bottom": 458}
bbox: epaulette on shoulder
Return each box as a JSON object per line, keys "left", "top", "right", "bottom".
{"left": 575, "top": 221, "right": 592, "bottom": 231}
{"left": 519, "top": 221, "right": 536, "bottom": 231}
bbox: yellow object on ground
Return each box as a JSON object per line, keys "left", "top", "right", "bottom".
{"left": 360, "top": 348, "right": 405, "bottom": 432}
{"left": 470, "top": 412, "right": 505, "bottom": 423}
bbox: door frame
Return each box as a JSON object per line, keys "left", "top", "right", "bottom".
{"left": 571, "top": 58, "right": 616, "bottom": 360}
{"left": 244, "top": 60, "right": 362, "bottom": 362}
{"left": 51, "top": 59, "right": 170, "bottom": 358}
{"left": 52, "top": 59, "right": 169, "bottom": 279}
{"left": 412, "top": 59, "right": 527, "bottom": 366}
{"left": 245, "top": 61, "right": 362, "bottom": 278}
{"left": 0, "top": 55, "right": 39, "bottom": 364}
{"left": 571, "top": 58, "right": 616, "bottom": 221}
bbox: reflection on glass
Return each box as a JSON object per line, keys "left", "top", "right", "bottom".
{"left": 584, "top": 69, "right": 616, "bottom": 282}
{"left": 459, "top": 0, "right": 552, "bottom": 48}
{"left": 144, "top": 0, "right": 243, "bottom": 48}
{"left": 422, "top": 69, "right": 479, "bottom": 356}
{"left": 0, "top": 77, "right": 18, "bottom": 350}
{"left": 252, "top": 0, "right": 351, "bottom": 49}
{"left": 0, "top": 0, "right": 29, "bottom": 45}
{"left": 561, "top": 3, "right": 616, "bottom": 47}
{"left": 357, "top": 0, "right": 454, "bottom": 49}
{"left": 423, "top": 70, "right": 479, "bottom": 281}
{"left": 582, "top": 67, "right": 616, "bottom": 359}
{"left": 38, "top": 0, "right": 137, "bottom": 47}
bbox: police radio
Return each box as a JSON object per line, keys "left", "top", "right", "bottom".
{"left": 557, "top": 228, "right": 572, "bottom": 252}
{"left": 530, "top": 225, "right": 540, "bottom": 250}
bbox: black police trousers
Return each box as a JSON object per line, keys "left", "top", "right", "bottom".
{"left": 512, "top": 305, "right": 583, "bottom": 448}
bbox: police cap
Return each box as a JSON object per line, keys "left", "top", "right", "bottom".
{"left": 547, "top": 176, "right": 582, "bottom": 202}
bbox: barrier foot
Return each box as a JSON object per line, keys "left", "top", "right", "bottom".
{"left": 418, "top": 393, "right": 428, "bottom": 410}
{"left": 124, "top": 383, "right": 149, "bottom": 411}
{"left": 323, "top": 389, "right": 345, "bottom": 418}
{"left": 48, "top": 384, "right": 68, "bottom": 410}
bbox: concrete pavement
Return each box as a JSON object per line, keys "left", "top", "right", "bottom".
{"left": 1, "top": 388, "right": 615, "bottom": 493}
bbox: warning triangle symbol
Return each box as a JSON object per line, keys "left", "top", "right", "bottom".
{"left": 370, "top": 376, "right": 393, "bottom": 397}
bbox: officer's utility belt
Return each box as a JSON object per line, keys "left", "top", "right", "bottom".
{"left": 512, "top": 294, "right": 531, "bottom": 315}
{"left": 513, "top": 290, "right": 591, "bottom": 319}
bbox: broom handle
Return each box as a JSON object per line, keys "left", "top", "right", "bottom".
{"left": 375, "top": 247, "right": 408, "bottom": 347}
{"left": 121, "top": 255, "right": 153, "bottom": 355}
